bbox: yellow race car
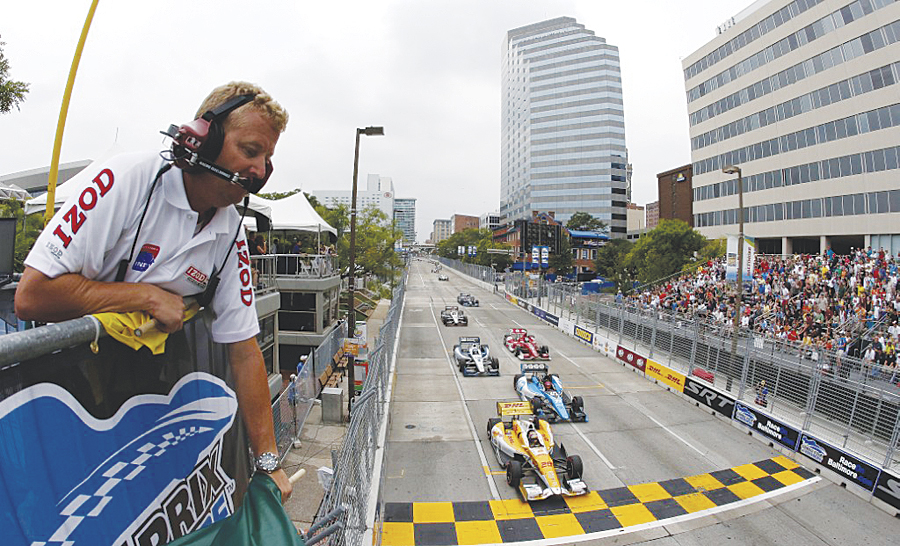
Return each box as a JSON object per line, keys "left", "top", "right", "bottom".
{"left": 486, "top": 401, "right": 587, "bottom": 501}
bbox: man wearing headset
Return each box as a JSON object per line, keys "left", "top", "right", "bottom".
{"left": 15, "top": 81, "right": 293, "bottom": 502}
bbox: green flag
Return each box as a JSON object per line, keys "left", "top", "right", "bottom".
{"left": 167, "top": 474, "right": 306, "bottom": 546}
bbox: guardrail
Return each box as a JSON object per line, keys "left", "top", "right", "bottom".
{"left": 489, "top": 271, "right": 900, "bottom": 514}
{"left": 313, "top": 268, "right": 408, "bottom": 546}
{"left": 269, "top": 253, "right": 337, "bottom": 278}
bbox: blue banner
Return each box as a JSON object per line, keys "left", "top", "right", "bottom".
{"left": 732, "top": 402, "right": 800, "bottom": 450}
{"left": 798, "top": 433, "right": 880, "bottom": 492}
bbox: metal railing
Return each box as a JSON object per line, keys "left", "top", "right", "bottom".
{"left": 438, "top": 257, "right": 498, "bottom": 286}
{"left": 271, "top": 253, "right": 337, "bottom": 278}
{"left": 313, "top": 268, "right": 408, "bottom": 546}
{"left": 503, "top": 278, "right": 900, "bottom": 471}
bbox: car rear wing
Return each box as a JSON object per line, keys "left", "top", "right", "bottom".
{"left": 508, "top": 328, "right": 528, "bottom": 335}
{"left": 520, "top": 362, "right": 548, "bottom": 374}
{"left": 497, "top": 401, "right": 533, "bottom": 416}
{"left": 444, "top": 305, "right": 459, "bottom": 311}
{"left": 459, "top": 336, "right": 481, "bottom": 344}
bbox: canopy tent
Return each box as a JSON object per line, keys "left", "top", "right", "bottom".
{"left": 248, "top": 193, "right": 336, "bottom": 237}
{"left": 0, "top": 182, "right": 29, "bottom": 201}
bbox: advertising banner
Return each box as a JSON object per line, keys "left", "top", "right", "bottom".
{"left": 531, "top": 306, "right": 559, "bottom": 326}
{"left": 683, "top": 377, "right": 735, "bottom": 418}
{"left": 518, "top": 299, "right": 530, "bottom": 311}
{"left": 532, "top": 246, "right": 539, "bottom": 264}
{"left": 573, "top": 325, "right": 594, "bottom": 345}
{"left": 592, "top": 333, "right": 614, "bottom": 358}
{"left": 733, "top": 401, "right": 800, "bottom": 450}
{"left": 540, "top": 246, "right": 549, "bottom": 265}
{"left": 646, "top": 359, "right": 686, "bottom": 393}
{"left": 0, "top": 317, "right": 252, "bottom": 546}
{"left": 797, "top": 434, "right": 880, "bottom": 492}
{"left": 725, "top": 234, "right": 756, "bottom": 283}
{"left": 874, "top": 468, "right": 900, "bottom": 511}
{"left": 616, "top": 345, "right": 646, "bottom": 372}
{"left": 458, "top": 245, "right": 464, "bottom": 256}
{"left": 558, "top": 317, "right": 574, "bottom": 336}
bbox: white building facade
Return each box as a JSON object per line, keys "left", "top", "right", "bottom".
{"left": 480, "top": 211, "right": 502, "bottom": 231}
{"left": 501, "top": 17, "right": 629, "bottom": 236}
{"left": 431, "top": 219, "right": 451, "bottom": 243}
{"left": 685, "top": 0, "right": 900, "bottom": 255}
{"left": 311, "top": 174, "right": 394, "bottom": 219}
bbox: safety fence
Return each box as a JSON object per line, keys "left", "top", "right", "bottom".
{"left": 437, "top": 257, "right": 497, "bottom": 286}
{"left": 493, "top": 271, "right": 900, "bottom": 513}
{"left": 271, "top": 319, "right": 348, "bottom": 466}
{"left": 313, "top": 268, "right": 408, "bottom": 546}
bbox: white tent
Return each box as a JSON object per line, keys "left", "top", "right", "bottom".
{"left": 0, "top": 182, "right": 29, "bottom": 201}
{"left": 248, "top": 193, "right": 336, "bottom": 236}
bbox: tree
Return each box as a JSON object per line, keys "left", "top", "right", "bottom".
{"left": 687, "top": 237, "right": 726, "bottom": 273}
{"left": 0, "top": 199, "right": 43, "bottom": 272}
{"left": 0, "top": 36, "right": 29, "bottom": 114}
{"left": 548, "top": 230, "right": 573, "bottom": 275}
{"left": 256, "top": 188, "right": 303, "bottom": 201}
{"left": 625, "top": 219, "right": 707, "bottom": 289}
{"left": 593, "top": 238, "right": 634, "bottom": 292}
{"left": 566, "top": 211, "right": 607, "bottom": 232}
{"left": 436, "top": 228, "right": 513, "bottom": 271}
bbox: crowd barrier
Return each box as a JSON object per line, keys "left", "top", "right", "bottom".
{"left": 452, "top": 269, "right": 899, "bottom": 516}
{"left": 313, "top": 269, "right": 408, "bottom": 546}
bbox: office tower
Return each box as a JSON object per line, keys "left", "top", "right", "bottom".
{"left": 393, "top": 198, "right": 417, "bottom": 245}
{"left": 686, "top": 0, "right": 900, "bottom": 255}
{"left": 501, "top": 17, "right": 628, "bottom": 236}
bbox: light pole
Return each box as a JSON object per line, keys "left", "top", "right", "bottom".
{"left": 723, "top": 164, "right": 743, "bottom": 391}
{"left": 348, "top": 126, "right": 384, "bottom": 415}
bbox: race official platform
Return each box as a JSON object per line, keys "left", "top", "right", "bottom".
{"left": 381, "top": 456, "right": 817, "bottom": 545}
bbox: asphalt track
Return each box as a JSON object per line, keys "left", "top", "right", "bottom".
{"left": 379, "top": 260, "right": 899, "bottom": 545}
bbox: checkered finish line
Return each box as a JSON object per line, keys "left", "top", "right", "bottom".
{"left": 381, "top": 456, "right": 818, "bottom": 545}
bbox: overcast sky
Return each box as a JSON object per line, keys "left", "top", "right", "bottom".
{"left": 2, "top": 0, "right": 753, "bottom": 240}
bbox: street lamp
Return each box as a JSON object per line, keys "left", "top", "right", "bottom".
{"left": 348, "top": 126, "right": 384, "bottom": 415}
{"left": 723, "top": 164, "right": 743, "bottom": 391}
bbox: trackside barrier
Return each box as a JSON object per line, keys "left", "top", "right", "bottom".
{"left": 491, "top": 272, "right": 900, "bottom": 516}
{"left": 313, "top": 269, "right": 408, "bottom": 546}
{"left": 437, "top": 257, "right": 496, "bottom": 292}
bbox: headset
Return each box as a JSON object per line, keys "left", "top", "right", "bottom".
{"left": 161, "top": 92, "right": 273, "bottom": 194}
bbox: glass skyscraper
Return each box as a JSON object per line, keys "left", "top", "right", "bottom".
{"left": 501, "top": 17, "right": 628, "bottom": 235}
{"left": 393, "top": 198, "right": 417, "bottom": 245}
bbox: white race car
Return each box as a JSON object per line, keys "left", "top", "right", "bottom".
{"left": 453, "top": 337, "right": 499, "bottom": 376}
{"left": 440, "top": 305, "right": 468, "bottom": 326}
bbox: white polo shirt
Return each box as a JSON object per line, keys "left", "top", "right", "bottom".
{"left": 25, "top": 151, "right": 259, "bottom": 344}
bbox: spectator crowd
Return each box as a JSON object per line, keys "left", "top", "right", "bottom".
{"left": 626, "top": 247, "right": 900, "bottom": 385}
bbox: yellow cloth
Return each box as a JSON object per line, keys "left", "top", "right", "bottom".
{"left": 93, "top": 302, "right": 200, "bottom": 355}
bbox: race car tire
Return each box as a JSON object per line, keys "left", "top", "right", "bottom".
{"left": 566, "top": 455, "right": 583, "bottom": 480}
{"left": 458, "top": 359, "right": 465, "bottom": 373}
{"left": 506, "top": 460, "right": 523, "bottom": 488}
{"left": 571, "top": 396, "right": 584, "bottom": 413}
{"left": 487, "top": 418, "right": 501, "bottom": 437}
{"left": 531, "top": 397, "right": 545, "bottom": 413}
{"left": 490, "top": 357, "right": 499, "bottom": 372}
{"left": 540, "top": 345, "right": 550, "bottom": 355}
{"left": 513, "top": 374, "right": 522, "bottom": 390}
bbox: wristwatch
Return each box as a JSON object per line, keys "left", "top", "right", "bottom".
{"left": 255, "top": 452, "right": 280, "bottom": 474}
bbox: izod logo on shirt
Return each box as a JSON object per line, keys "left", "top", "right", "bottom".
{"left": 184, "top": 265, "right": 209, "bottom": 288}
{"left": 133, "top": 244, "right": 160, "bottom": 272}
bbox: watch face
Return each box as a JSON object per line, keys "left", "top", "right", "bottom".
{"left": 256, "top": 452, "right": 279, "bottom": 472}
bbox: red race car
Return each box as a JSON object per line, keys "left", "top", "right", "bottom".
{"left": 504, "top": 328, "right": 550, "bottom": 360}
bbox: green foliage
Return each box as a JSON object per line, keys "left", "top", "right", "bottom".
{"left": 565, "top": 211, "right": 607, "bottom": 232}
{"left": 625, "top": 219, "right": 708, "bottom": 289}
{"left": 548, "top": 230, "right": 573, "bottom": 275}
{"left": 593, "top": 238, "right": 634, "bottom": 292}
{"left": 354, "top": 206, "right": 402, "bottom": 279}
{"left": 687, "top": 237, "right": 727, "bottom": 273}
{"left": 0, "top": 199, "right": 43, "bottom": 271}
{"left": 436, "top": 228, "right": 513, "bottom": 271}
{"left": 256, "top": 188, "right": 303, "bottom": 201}
{"left": 0, "top": 36, "right": 29, "bottom": 114}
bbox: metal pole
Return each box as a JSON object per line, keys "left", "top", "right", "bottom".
{"left": 728, "top": 167, "right": 744, "bottom": 392}
{"left": 347, "top": 129, "right": 361, "bottom": 416}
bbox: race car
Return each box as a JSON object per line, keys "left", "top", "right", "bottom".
{"left": 440, "top": 305, "right": 468, "bottom": 326}
{"left": 457, "top": 293, "right": 479, "bottom": 307}
{"left": 514, "top": 363, "right": 587, "bottom": 422}
{"left": 438, "top": 274, "right": 448, "bottom": 281}
{"left": 487, "top": 401, "right": 587, "bottom": 501}
{"left": 504, "top": 328, "right": 550, "bottom": 360}
{"left": 453, "top": 336, "right": 499, "bottom": 376}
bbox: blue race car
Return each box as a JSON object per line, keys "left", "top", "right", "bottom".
{"left": 514, "top": 363, "right": 586, "bottom": 422}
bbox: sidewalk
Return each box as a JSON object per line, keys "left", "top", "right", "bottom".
{"left": 282, "top": 298, "right": 392, "bottom": 533}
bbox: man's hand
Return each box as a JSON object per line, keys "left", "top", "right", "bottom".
{"left": 145, "top": 285, "right": 188, "bottom": 333}
{"left": 269, "top": 468, "right": 293, "bottom": 504}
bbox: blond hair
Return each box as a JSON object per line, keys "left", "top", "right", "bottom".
{"left": 195, "top": 81, "right": 288, "bottom": 134}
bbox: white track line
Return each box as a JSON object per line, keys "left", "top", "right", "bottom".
{"left": 624, "top": 397, "right": 708, "bottom": 458}
{"left": 552, "top": 349, "right": 581, "bottom": 368}
{"left": 428, "top": 303, "right": 501, "bottom": 500}
{"left": 569, "top": 424, "right": 616, "bottom": 470}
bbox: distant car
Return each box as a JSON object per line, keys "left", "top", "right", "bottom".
{"left": 487, "top": 401, "right": 587, "bottom": 501}
{"left": 453, "top": 336, "right": 499, "bottom": 376}
{"left": 457, "top": 293, "right": 479, "bottom": 307}
{"left": 514, "top": 363, "right": 586, "bottom": 422}
{"left": 504, "top": 328, "right": 550, "bottom": 360}
{"left": 438, "top": 274, "right": 448, "bottom": 281}
{"left": 440, "top": 305, "right": 468, "bottom": 326}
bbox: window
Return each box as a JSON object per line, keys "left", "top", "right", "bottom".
{"left": 832, "top": 195, "right": 844, "bottom": 216}
{"left": 889, "top": 189, "right": 900, "bottom": 212}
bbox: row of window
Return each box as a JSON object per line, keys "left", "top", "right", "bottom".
{"left": 684, "top": 0, "right": 825, "bottom": 81}
{"left": 692, "top": 60, "right": 899, "bottom": 150}
{"left": 689, "top": 18, "right": 900, "bottom": 127}
{"left": 695, "top": 144, "right": 900, "bottom": 203}
{"left": 687, "top": 0, "right": 894, "bottom": 103}
{"left": 693, "top": 101, "right": 900, "bottom": 176}
{"left": 572, "top": 248, "right": 599, "bottom": 260}
{"left": 695, "top": 189, "right": 900, "bottom": 227}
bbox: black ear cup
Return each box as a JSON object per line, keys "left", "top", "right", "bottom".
{"left": 197, "top": 118, "right": 225, "bottom": 162}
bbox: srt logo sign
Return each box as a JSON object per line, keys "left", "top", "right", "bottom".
{"left": 684, "top": 377, "right": 735, "bottom": 418}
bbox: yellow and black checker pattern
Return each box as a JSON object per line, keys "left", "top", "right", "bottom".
{"left": 381, "top": 456, "right": 816, "bottom": 545}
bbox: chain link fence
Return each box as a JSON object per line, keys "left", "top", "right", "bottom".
{"left": 312, "top": 268, "right": 408, "bottom": 546}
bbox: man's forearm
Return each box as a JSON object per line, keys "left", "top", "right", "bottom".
{"left": 229, "top": 338, "right": 278, "bottom": 456}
